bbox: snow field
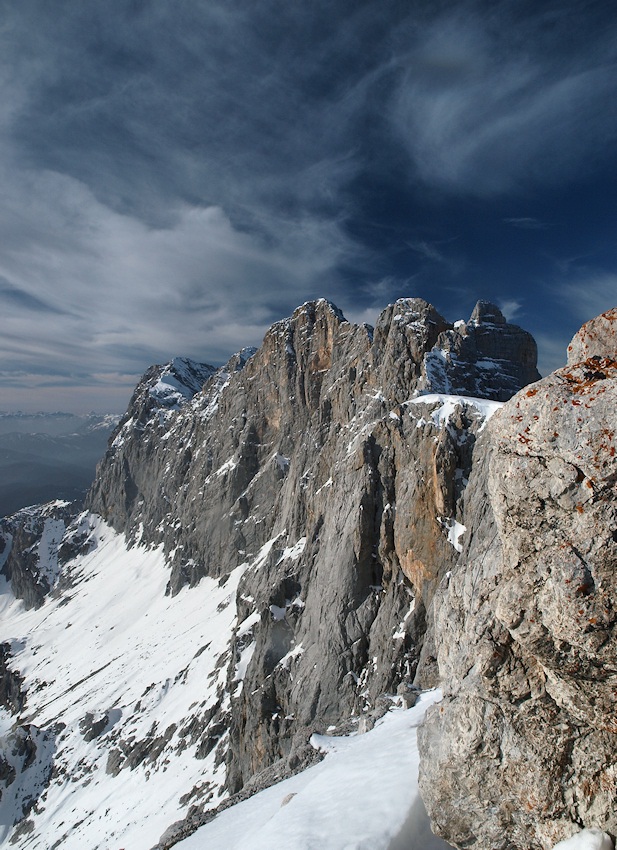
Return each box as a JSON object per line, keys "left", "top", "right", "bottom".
{"left": 0, "top": 518, "right": 245, "bottom": 849}
{"left": 176, "top": 690, "right": 443, "bottom": 850}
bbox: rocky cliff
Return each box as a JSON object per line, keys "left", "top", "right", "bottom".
{"left": 419, "top": 308, "right": 617, "bottom": 849}
{"left": 85, "top": 297, "right": 538, "bottom": 823}
{"left": 3, "top": 297, "right": 615, "bottom": 850}
{"left": 0, "top": 500, "right": 80, "bottom": 608}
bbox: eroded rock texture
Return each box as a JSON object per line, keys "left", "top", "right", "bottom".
{"left": 0, "top": 501, "right": 80, "bottom": 609}
{"left": 419, "top": 310, "right": 617, "bottom": 849}
{"left": 86, "top": 297, "right": 538, "bottom": 798}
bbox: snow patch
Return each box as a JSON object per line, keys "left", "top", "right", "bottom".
{"left": 234, "top": 642, "right": 257, "bottom": 685}
{"left": 149, "top": 358, "right": 216, "bottom": 410}
{"left": 276, "top": 643, "right": 304, "bottom": 670}
{"left": 393, "top": 598, "right": 416, "bottom": 640}
{"left": 408, "top": 394, "right": 503, "bottom": 430}
{"left": 36, "top": 518, "right": 65, "bottom": 587}
{"left": 277, "top": 537, "right": 306, "bottom": 563}
{"left": 247, "top": 531, "right": 287, "bottom": 572}
{"left": 441, "top": 518, "right": 466, "bottom": 553}
{"left": 551, "top": 829, "right": 614, "bottom": 850}
{"left": 269, "top": 604, "right": 287, "bottom": 621}
{"left": 176, "top": 690, "right": 443, "bottom": 850}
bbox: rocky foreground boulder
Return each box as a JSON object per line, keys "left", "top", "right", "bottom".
{"left": 419, "top": 308, "right": 617, "bottom": 848}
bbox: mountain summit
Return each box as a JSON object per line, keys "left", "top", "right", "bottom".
{"left": 0, "top": 299, "right": 614, "bottom": 850}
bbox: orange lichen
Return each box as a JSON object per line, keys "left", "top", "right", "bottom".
{"left": 560, "top": 357, "right": 617, "bottom": 395}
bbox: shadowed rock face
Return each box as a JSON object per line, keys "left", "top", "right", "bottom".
{"left": 0, "top": 501, "right": 80, "bottom": 609}
{"left": 422, "top": 300, "right": 540, "bottom": 401}
{"left": 84, "top": 296, "right": 538, "bottom": 798}
{"left": 419, "top": 309, "right": 617, "bottom": 850}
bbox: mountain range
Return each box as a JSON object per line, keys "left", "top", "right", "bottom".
{"left": 0, "top": 413, "right": 119, "bottom": 518}
{"left": 0, "top": 298, "right": 615, "bottom": 850}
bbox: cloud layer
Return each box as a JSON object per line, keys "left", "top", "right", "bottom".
{"left": 389, "top": 3, "right": 617, "bottom": 195}
{"left": 1, "top": 0, "right": 617, "bottom": 411}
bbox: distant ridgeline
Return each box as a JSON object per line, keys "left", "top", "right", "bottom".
{"left": 0, "top": 412, "right": 119, "bottom": 517}
{"left": 0, "top": 298, "right": 615, "bottom": 850}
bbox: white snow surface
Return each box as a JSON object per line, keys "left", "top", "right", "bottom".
{"left": 149, "top": 357, "right": 215, "bottom": 409}
{"left": 551, "top": 829, "right": 614, "bottom": 850}
{"left": 176, "top": 689, "right": 443, "bottom": 850}
{"left": 443, "top": 518, "right": 466, "bottom": 553}
{"left": 35, "top": 517, "right": 65, "bottom": 586}
{"left": 408, "top": 393, "right": 503, "bottom": 429}
{"left": 0, "top": 516, "right": 245, "bottom": 848}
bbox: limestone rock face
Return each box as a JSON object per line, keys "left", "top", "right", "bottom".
{"left": 0, "top": 501, "right": 79, "bottom": 608}
{"left": 85, "top": 297, "right": 537, "bottom": 798}
{"left": 419, "top": 313, "right": 617, "bottom": 849}
{"left": 567, "top": 307, "right": 617, "bottom": 365}
{"left": 422, "top": 300, "right": 540, "bottom": 401}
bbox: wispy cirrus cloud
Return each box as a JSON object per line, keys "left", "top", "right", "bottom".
{"left": 388, "top": 3, "right": 617, "bottom": 197}
{"left": 498, "top": 299, "right": 523, "bottom": 323}
{"left": 0, "top": 163, "right": 362, "bottom": 410}
{"left": 503, "top": 217, "right": 549, "bottom": 230}
{"left": 558, "top": 272, "right": 617, "bottom": 324}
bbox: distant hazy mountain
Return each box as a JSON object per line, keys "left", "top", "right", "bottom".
{"left": 0, "top": 412, "right": 119, "bottom": 517}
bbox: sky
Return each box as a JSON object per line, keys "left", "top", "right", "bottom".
{"left": 1, "top": 0, "right": 617, "bottom": 413}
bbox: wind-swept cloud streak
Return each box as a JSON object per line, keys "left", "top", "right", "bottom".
{"left": 0, "top": 165, "right": 361, "bottom": 397}
{"left": 1, "top": 0, "right": 616, "bottom": 411}
{"left": 503, "top": 218, "right": 549, "bottom": 230}
{"left": 388, "top": 2, "right": 617, "bottom": 196}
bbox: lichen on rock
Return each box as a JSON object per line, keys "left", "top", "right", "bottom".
{"left": 419, "top": 307, "right": 617, "bottom": 849}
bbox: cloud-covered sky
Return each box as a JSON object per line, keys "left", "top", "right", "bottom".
{"left": 2, "top": 0, "right": 617, "bottom": 412}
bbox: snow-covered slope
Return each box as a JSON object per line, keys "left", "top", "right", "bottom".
{"left": 0, "top": 516, "right": 451, "bottom": 850}
{"left": 175, "top": 690, "right": 448, "bottom": 850}
{"left": 0, "top": 516, "right": 244, "bottom": 848}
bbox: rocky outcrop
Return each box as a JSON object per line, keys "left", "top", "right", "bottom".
{"left": 567, "top": 308, "right": 617, "bottom": 364}
{"left": 85, "top": 296, "right": 538, "bottom": 807}
{"left": 421, "top": 300, "right": 540, "bottom": 401}
{"left": 0, "top": 723, "right": 57, "bottom": 835}
{"left": 419, "top": 310, "right": 617, "bottom": 849}
{"left": 0, "top": 501, "right": 79, "bottom": 608}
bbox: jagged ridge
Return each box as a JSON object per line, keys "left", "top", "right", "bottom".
{"left": 6, "top": 295, "right": 595, "bottom": 850}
